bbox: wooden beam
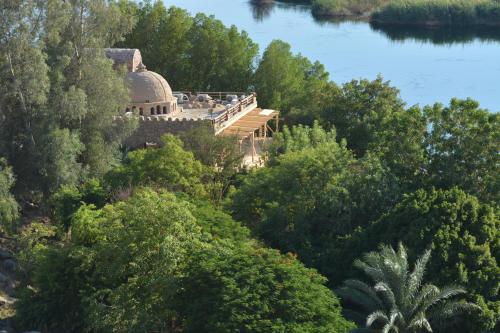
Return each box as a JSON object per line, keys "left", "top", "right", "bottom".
{"left": 232, "top": 120, "right": 266, "bottom": 127}
{"left": 226, "top": 125, "right": 258, "bottom": 131}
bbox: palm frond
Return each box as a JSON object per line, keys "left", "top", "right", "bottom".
{"left": 336, "top": 286, "right": 383, "bottom": 314}
{"left": 342, "top": 244, "right": 479, "bottom": 333}
{"left": 341, "top": 279, "right": 385, "bottom": 310}
{"left": 419, "top": 285, "right": 467, "bottom": 314}
{"left": 407, "top": 248, "right": 431, "bottom": 303}
{"left": 429, "top": 300, "right": 480, "bottom": 321}
{"left": 342, "top": 309, "right": 369, "bottom": 326}
{"left": 389, "top": 309, "right": 406, "bottom": 328}
{"left": 366, "top": 310, "right": 389, "bottom": 327}
{"left": 411, "top": 284, "right": 439, "bottom": 317}
{"left": 354, "top": 258, "right": 384, "bottom": 282}
{"left": 409, "top": 311, "right": 433, "bottom": 332}
{"left": 374, "top": 282, "right": 396, "bottom": 309}
{"left": 381, "top": 322, "right": 398, "bottom": 333}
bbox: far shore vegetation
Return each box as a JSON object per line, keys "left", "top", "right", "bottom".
{"left": 273, "top": 0, "right": 500, "bottom": 26}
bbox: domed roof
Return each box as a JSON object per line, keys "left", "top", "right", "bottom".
{"left": 126, "top": 63, "right": 174, "bottom": 104}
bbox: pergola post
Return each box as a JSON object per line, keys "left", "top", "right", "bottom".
{"left": 251, "top": 132, "right": 255, "bottom": 162}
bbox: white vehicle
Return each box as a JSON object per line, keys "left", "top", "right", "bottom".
{"left": 197, "top": 94, "right": 213, "bottom": 102}
{"left": 173, "top": 93, "right": 189, "bottom": 104}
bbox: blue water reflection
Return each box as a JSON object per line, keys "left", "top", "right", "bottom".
{"left": 165, "top": 0, "right": 500, "bottom": 111}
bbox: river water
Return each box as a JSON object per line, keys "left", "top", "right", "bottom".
{"left": 166, "top": 0, "right": 500, "bottom": 111}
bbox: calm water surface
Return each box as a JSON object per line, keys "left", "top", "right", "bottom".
{"left": 166, "top": 0, "right": 500, "bottom": 111}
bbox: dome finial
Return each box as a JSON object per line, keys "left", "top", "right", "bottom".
{"left": 136, "top": 62, "right": 147, "bottom": 72}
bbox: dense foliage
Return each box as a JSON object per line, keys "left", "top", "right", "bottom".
{"left": 1, "top": 1, "right": 498, "bottom": 333}
{"left": 117, "top": 1, "right": 259, "bottom": 91}
{"left": 352, "top": 188, "right": 500, "bottom": 331}
{"left": 0, "top": 0, "right": 137, "bottom": 196}
{"left": 15, "top": 189, "right": 353, "bottom": 333}
{"left": 180, "top": 240, "right": 354, "bottom": 333}
{"left": 231, "top": 125, "right": 402, "bottom": 282}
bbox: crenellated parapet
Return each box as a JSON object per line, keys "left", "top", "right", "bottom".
{"left": 115, "top": 115, "right": 213, "bottom": 149}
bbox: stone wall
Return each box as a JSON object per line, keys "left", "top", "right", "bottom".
{"left": 115, "top": 116, "right": 214, "bottom": 149}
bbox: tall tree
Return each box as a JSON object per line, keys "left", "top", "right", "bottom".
{"left": 0, "top": 0, "right": 50, "bottom": 189}
{"left": 424, "top": 98, "right": 499, "bottom": 202}
{"left": 118, "top": 2, "right": 258, "bottom": 91}
{"left": 254, "top": 40, "right": 309, "bottom": 112}
{"left": 188, "top": 13, "right": 258, "bottom": 91}
{"left": 1, "top": 0, "right": 136, "bottom": 194}
{"left": 337, "top": 244, "right": 479, "bottom": 333}
{"left": 44, "top": 0, "right": 136, "bottom": 178}
{"left": 116, "top": 2, "right": 194, "bottom": 88}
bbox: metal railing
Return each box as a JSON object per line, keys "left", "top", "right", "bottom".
{"left": 181, "top": 91, "right": 251, "bottom": 100}
{"left": 212, "top": 93, "right": 256, "bottom": 129}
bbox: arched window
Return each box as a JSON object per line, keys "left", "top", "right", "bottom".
{"left": 156, "top": 105, "right": 161, "bottom": 114}
{"left": 132, "top": 106, "right": 136, "bottom": 111}
{"left": 150, "top": 107, "right": 154, "bottom": 115}
{"left": 139, "top": 108, "right": 143, "bottom": 115}
{"left": 163, "top": 106, "right": 167, "bottom": 114}
{"left": 126, "top": 108, "right": 130, "bottom": 112}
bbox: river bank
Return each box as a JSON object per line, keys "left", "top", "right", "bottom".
{"left": 309, "top": 0, "right": 500, "bottom": 27}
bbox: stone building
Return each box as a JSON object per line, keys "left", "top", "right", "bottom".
{"left": 106, "top": 48, "right": 279, "bottom": 163}
{"left": 125, "top": 62, "right": 178, "bottom": 116}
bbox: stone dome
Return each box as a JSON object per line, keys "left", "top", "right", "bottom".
{"left": 126, "top": 63, "right": 174, "bottom": 104}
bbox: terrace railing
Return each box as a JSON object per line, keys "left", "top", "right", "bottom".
{"left": 212, "top": 93, "right": 257, "bottom": 130}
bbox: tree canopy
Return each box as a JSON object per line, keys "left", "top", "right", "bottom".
{"left": 16, "top": 188, "right": 354, "bottom": 333}
{"left": 1, "top": 2, "right": 497, "bottom": 333}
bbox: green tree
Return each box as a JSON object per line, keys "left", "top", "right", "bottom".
{"left": 38, "top": 128, "right": 84, "bottom": 192}
{"left": 17, "top": 188, "right": 353, "bottom": 333}
{"left": 49, "top": 178, "right": 108, "bottom": 230}
{"left": 116, "top": 1, "right": 194, "bottom": 88}
{"left": 16, "top": 189, "right": 204, "bottom": 333}
{"left": 1, "top": 0, "right": 136, "bottom": 194}
{"left": 0, "top": 0, "right": 50, "bottom": 190}
{"left": 179, "top": 126, "right": 244, "bottom": 204}
{"left": 118, "top": 2, "right": 258, "bottom": 91}
{"left": 337, "top": 244, "right": 478, "bottom": 333}
{"left": 254, "top": 40, "right": 319, "bottom": 113}
{"left": 320, "top": 76, "right": 414, "bottom": 157}
{"left": 424, "top": 98, "right": 499, "bottom": 202}
{"left": 105, "top": 134, "right": 206, "bottom": 196}
{"left": 186, "top": 197, "right": 250, "bottom": 242}
{"left": 178, "top": 240, "right": 355, "bottom": 333}
{"left": 231, "top": 130, "right": 401, "bottom": 281}
{"left": 355, "top": 188, "right": 500, "bottom": 332}
{"left": 43, "top": 0, "right": 136, "bottom": 178}
{"left": 268, "top": 121, "right": 338, "bottom": 159}
{"left": 0, "top": 158, "right": 19, "bottom": 233}
{"left": 188, "top": 13, "right": 258, "bottom": 91}
{"left": 318, "top": 76, "right": 427, "bottom": 190}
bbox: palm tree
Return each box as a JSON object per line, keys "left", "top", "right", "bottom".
{"left": 336, "top": 243, "right": 478, "bottom": 333}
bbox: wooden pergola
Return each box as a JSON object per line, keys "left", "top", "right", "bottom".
{"left": 220, "top": 108, "right": 279, "bottom": 162}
